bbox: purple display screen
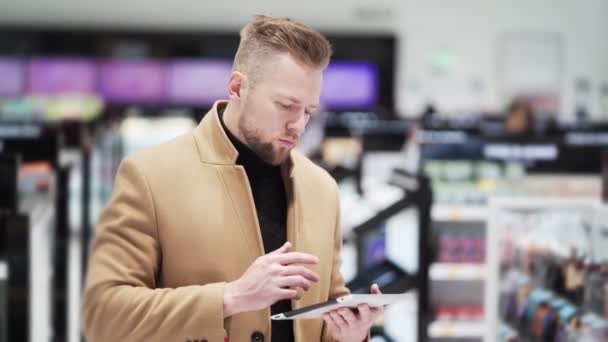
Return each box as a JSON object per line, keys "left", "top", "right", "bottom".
{"left": 321, "top": 62, "right": 378, "bottom": 109}
{"left": 28, "top": 58, "right": 97, "bottom": 96}
{"left": 99, "top": 60, "right": 165, "bottom": 103}
{"left": 167, "top": 59, "right": 232, "bottom": 105}
{"left": 0, "top": 58, "right": 23, "bottom": 97}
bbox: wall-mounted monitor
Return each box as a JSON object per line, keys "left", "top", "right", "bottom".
{"left": 27, "top": 58, "right": 96, "bottom": 96}
{"left": 167, "top": 59, "right": 232, "bottom": 106}
{"left": 0, "top": 58, "right": 23, "bottom": 98}
{"left": 99, "top": 59, "right": 165, "bottom": 104}
{"left": 321, "top": 61, "right": 378, "bottom": 110}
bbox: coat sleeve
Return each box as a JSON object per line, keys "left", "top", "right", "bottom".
{"left": 82, "top": 157, "right": 226, "bottom": 342}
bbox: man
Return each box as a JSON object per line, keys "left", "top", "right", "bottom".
{"left": 82, "top": 15, "right": 383, "bottom": 342}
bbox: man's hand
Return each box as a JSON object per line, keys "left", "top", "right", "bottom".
{"left": 223, "top": 242, "right": 319, "bottom": 318}
{"left": 323, "top": 284, "right": 384, "bottom": 342}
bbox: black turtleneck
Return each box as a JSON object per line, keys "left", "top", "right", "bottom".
{"left": 219, "top": 108, "right": 294, "bottom": 342}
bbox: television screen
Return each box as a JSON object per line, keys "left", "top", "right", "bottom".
{"left": 28, "top": 58, "right": 96, "bottom": 96}
{"left": 99, "top": 60, "right": 165, "bottom": 104}
{"left": 0, "top": 58, "right": 24, "bottom": 98}
{"left": 167, "top": 59, "right": 232, "bottom": 105}
{"left": 321, "top": 62, "right": 379, "bottom": 110}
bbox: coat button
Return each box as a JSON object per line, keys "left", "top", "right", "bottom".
{"left": 251, "top": 331, "right": 264, "bottom": 342}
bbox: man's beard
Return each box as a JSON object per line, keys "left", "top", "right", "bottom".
{"left": 238, "top": 115, "right": 291, "bottom": 165}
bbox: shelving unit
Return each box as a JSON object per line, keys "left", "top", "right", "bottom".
{"left": 484, "top": 198, "right": 606, "bottom": 342}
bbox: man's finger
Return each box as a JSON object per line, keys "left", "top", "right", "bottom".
{"left": 274, "top": 252, "right": 319, "bottom": 265}
{"left": 370, "top": 306, "right": 384, "bottom": 319}
{"left": 323, "top": 314, "right": 341, "bottom": 335}
{"left": 268, "top": 241, "right": 291, "bottom": 255}
{"left": 276, "top": 288, "right": 301, "bottom": 301}
{"left": 330, "top": 311, "right": 348, "bottom": 328}
{"left": 281, "top": 265, "right": 320, "bottom": 282}
{"left": 338, "top": 308, "right": 357, "bottom": 325}
{"left": 371, "top": 283, "right": 382, "bottom": 294}
{"left": 277, "top": 275, "right": 312, "bottom": 291}
{"left": 358, "top": 304, "right": 372, "bottom": 322}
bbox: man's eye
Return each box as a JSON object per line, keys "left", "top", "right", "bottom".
{"left": 279, "top": 103, "right": 292, "bottom": 110}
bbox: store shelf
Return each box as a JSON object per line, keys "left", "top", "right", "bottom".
{"left": 428, "top": 320, "right": 484, "bottom": 338}
{"left": 430, "top": 263, "right": 486, "bottom": 281}
{"left": 432, "top": 205, "right": 488, "bottom": 222}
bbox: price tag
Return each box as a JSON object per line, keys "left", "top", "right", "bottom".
{"left": 449, "top": 208, "right": 462, "bottom": 220}
{"left": 476, "top": 266, "right": 485, "bottom": 279}
{"left": 440, "top": 323, "right": 454, "bottom": 336}
{"left": 447, "top": 264, "right": 459, "bottom": 279}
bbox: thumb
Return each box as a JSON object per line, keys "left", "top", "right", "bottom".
{"left": 269, "top": 241, "right": 291, "bottom": 255}
{"left": 371, "top": 283, "right": 382, "bottom": 294}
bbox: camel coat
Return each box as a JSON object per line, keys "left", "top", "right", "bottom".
{"left": 82, "top": 100, "right": 349, "bottom": 342}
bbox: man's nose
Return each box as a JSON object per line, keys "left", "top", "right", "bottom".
{"left": 286, "top": 113, "right": 309, "bottom": 137}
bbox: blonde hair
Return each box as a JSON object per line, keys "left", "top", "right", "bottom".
{"left": 233, "top": 15, "right": 332, "bottom": 83}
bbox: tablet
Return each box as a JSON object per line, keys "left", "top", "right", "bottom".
{"left": 271, "top": 294, "right": 408, "bottom": 320}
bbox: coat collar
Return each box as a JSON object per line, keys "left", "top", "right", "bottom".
{"left": 193, "top": 100, "right": 295, "bottom": 177}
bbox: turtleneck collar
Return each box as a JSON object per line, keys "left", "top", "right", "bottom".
{"left": 218, "top": 104, "right": 280, "bottom": 172}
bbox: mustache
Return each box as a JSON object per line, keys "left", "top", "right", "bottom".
{"left": 280, "top": 135, "right": 299, "bottom": 142}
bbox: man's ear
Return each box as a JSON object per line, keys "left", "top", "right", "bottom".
{"left": 228, "top": 71, "right": 248, "bottom": 100}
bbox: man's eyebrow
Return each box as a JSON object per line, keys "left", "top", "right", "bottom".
{"left": 277, "top": 95, "right": 318, "bottom": 110}
{"left": 277, "top": 95, "right": 302, "bottom": 104}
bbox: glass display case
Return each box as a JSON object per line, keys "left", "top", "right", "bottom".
{"left": 485, "top": 198, "right": 607, "bottom": 342}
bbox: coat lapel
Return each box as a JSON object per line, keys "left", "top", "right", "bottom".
{"left": 219, "top": 165, "right": 266, "bottom": 257}
{"left": 194, "top": 100, "right": 310, "bottom": 341}
{"left": 282, "top": 160, "right": 308, "bottom": 342}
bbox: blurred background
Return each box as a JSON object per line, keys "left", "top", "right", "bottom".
{"left": 0, "top": 1, "right": 607, "bottom": 341}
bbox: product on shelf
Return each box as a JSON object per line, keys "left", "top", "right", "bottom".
{"left": 488, "top": 201, "right": 608, "bottom": 341}
{"left": 434, "top": 305, "right": 484, "bottom": 321}
{"left": 437, "top": 232, "right": 485, "bottom": 263}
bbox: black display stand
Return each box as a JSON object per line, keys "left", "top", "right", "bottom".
{"left": 347, "top": 168, "right": 432, "bottom": 342}
{"left": 0, "top": 121, "right": 90, "bottom": 342}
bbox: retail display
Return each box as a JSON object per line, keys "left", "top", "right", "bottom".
{"left": 424, "top": 160, "right": 526, "bottom": 206}
{"left": 0, "top": 117, "right": 85, "bottom": 342}
{"left": 2, "top": 212, "right": 30, "bottom": 342}
{"left": 485, "top": 198, "right": 608, "bottom": 341}
{"left": 437, "top": 232, "right": 485, "bottom": 263}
